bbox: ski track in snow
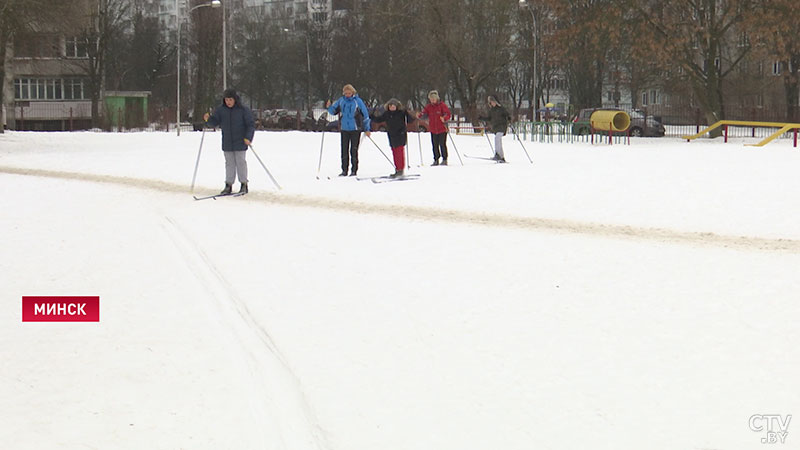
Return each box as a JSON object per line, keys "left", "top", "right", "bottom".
{"left": 2, "top": 164, "right": 800, "bottom": 254}
{"left": 161, "top": 216, "right": 332, "bottom": 450}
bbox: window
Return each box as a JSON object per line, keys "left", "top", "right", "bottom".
{"left": 773, "top": 61, "right": 782, "bottom": 76}
{"left": 548, "top": 78, "right": 566, "bottom": 90}
{"left": 641, "top": 92, "right": 649, "bottom": 106}
{"left": 32, "top": 78, "right": 45, "bottom": 99}
{"left": 46, "top": 79, "right": 63, "bottom": 99}
{"left": 14, "top": 77, "right": 86, "bottom": 101}
{"left": 66, "top": 37, "right": 89, "bottom": 58}
{"left": 650, "top": 90, "right": 659, "bottom": 105}
{"left": 738, "top": 60, "right": 748, "bottom": 75}
{"left": 64, "top": 78, "right": 86, "bottom": 100}
{"left": 738, "top": 32, "right": 750, "bottom": 48}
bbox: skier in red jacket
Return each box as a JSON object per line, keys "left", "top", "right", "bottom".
{"left": 417, "top": 90, "right": 451, "bottom": 166}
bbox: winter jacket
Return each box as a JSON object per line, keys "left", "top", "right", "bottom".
{"left": 479, "top": 104, "right": 511, "bottom": 134}
{"left": 420, "top": 101, "right": 451, "bottom": 134}
{"left": 371, "top": 109, "right": 416, "bottom": 148}
{"left": 206, "top": 94, "right": 255, "bottom": 151}
{"left": 327, "top": 94, "right": 371, "bottom": 132}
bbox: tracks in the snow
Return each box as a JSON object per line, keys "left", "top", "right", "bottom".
{"left": 161, "top": 216, "right": 331, "bottom": 450}
{"left": 3, "top": 164, "right": 800, "bottom": 254}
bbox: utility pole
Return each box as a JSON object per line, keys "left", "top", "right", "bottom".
{"left": 519, "top": 0, "right": 538, "bottom": 121}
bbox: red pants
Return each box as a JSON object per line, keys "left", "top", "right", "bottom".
{"left": 392, "top": 145, "right": 405, "bottom": 170}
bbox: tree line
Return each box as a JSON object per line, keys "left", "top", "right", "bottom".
{"left": 2, "top": 0, "right": 799, "bottom": 130}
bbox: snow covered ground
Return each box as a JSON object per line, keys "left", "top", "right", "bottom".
{"left": 1, "top": 130, "right": 798, "bottom": 450}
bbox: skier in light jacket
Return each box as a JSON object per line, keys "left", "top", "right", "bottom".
{"left": 326, "top": 84, "right": 371, "bottom": 176}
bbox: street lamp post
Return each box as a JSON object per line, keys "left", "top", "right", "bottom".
{"left": 177, "top": 0, "right": 221, "bottom": 137}
{"left": 305, "top": 33, "right": 311, "bottom": 114}
{"left": 222, "top": 0, "right": 226, "bottom": 89}
{"left": 519, "top": 0, "right": 538, "bottom": 121}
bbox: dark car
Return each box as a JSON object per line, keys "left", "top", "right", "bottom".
{"left": 259, "top": 109, "right": 297, "bottom": 130}
{"left": 572, "top": 108, "right": 665, "bottom": 137}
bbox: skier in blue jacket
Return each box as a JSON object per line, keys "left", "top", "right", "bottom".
{"left": 326, "top": 84, "right": 371, "bottom": 176}
{"left": 204, "top": 88, "right": 255, "bottom": 194}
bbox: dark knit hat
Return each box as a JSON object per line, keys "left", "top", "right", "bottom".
{"left": 223, "top": 88, "right": 238, "bottom": 99}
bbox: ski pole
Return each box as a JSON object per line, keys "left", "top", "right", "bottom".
{"left": 417, "top": 128, "right": 423, "bottom": 167}
{"left": 446, "top": 129, "right": 464, "bottom": 165}
{"left": 190, "top": 126, "right": 207, "bottom": 193}
{"left": 315, "top": 130, "right": 326, "bottom": 179}
{"left": 367, "top": 134, "right": 396, "bottom": 168}
{"left": 510, "top": 125, "right": 534, "bottom": 164}
{"left": 248, "top": 144, "right": 282, "bottom": 190}
{"left": 482, "top": 122, "right": 495, "bottom": 154}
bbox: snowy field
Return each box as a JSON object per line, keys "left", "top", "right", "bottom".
{"left": 1, "top": 130, "right": 798, "bottom": 450}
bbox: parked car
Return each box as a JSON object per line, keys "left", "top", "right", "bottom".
{"left": 572, "top": 108, "right": 665, "bottom": 137}
{"left": 312, "top": 111, "right": 338, "bottom": 132}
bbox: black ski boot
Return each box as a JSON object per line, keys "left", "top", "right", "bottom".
{"left": 220, "top": 183, "right": 233, "bottom": 195}
{"left": 339, "top": 171, "right": 348, "bottom": 177}
{"left": 432, "top": 159, "right": 440, "bottom": 166}
{"left": 441, "top": 159, "right": 448, "bottom": 166}
{"left": 390, "top": 169, "right": 405, "bottom": 178}
{"left": 238, "top": 182, "right": 248, "bottom": 194}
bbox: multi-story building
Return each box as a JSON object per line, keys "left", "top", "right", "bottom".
{"left": 3, "top": 1, "right": 95, "bottom": 130}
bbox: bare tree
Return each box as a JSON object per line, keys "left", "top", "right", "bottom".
{"left": 636, "top": 0, "right": 753, "bottom": 130}
{"left": 423, "top": 0, "right": 517, "bottom": 122}
{"left": 75, "top": 0, "right": 129, "bottom": 128}
{"left": 749, "top": 0, "right": 800, "bottom": 121}
{"left": 189, "top": 0, "right": 222, "bottom": 121}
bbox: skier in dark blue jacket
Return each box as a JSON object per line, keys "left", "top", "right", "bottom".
{"left": 326, "top": 84, "right": 371, "bottom": 176}
{"left": 204, "top": 88, "right": 255, "bottom": 194}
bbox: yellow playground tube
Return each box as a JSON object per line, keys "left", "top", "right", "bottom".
{"left": 590, "top": 110, "right": 631, "bottom": 132}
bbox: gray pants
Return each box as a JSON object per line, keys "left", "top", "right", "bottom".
{"left": 224, "top": 150, "right": 248, "bottom": 184}
{"left": 494, "top": 131, "right": 505, "bottom": 159}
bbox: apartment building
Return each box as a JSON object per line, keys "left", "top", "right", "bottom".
{"left": 3, "top": 1, "right": 96, "bottom": 130}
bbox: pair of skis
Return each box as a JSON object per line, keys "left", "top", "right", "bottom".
{"left": 356, "top": 173, "right": 421, "bottom": 184}
{"left": 193, "top": 191, "right": 247, "bottom": 201}
{"left": 464, "top": 154, "right": 507, "bottom": 163}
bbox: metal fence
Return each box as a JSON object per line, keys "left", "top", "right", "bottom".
{"left": 509, "top": 102, "right": 800, "bottom": 143}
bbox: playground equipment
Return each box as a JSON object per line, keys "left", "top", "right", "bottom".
{"left": 683, "top": 120, "right": 800, "bottom": 147}
{"left": 590, "top": 110, "right": 631, "bottom": 132}
{"left": 590, "top": 110, "right": 631, "bottom": 145}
